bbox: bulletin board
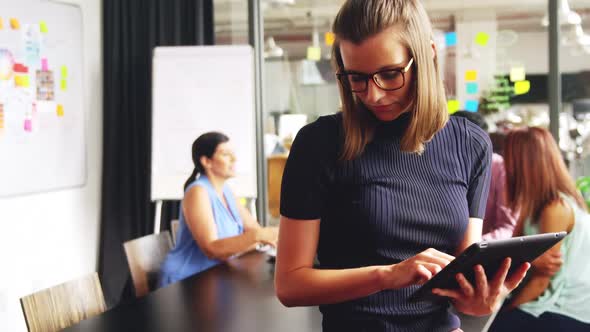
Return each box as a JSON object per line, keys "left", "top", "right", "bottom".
{"left": 0, "top": 0, "right": 85, "bottom": 197}
{"left": 151, "top": 46, "right": 256, "bottom": 201}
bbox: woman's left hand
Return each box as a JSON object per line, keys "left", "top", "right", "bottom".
{"left": 431, "top": 258, "right": 530, "bottom": 316}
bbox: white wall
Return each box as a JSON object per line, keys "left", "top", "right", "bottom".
{"left": 0, "top": 0, "right": 102, "bottom": 331}
{"left": 505, "top": 31, "right": 590, "bottom": 74}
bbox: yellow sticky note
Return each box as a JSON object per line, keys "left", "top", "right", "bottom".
{"left": 514, "top": 80, "right": 530, "bottom": 95}
{"left": 465, "top": 70, "right": 478, "bottom": 82}
{"left": 61, "top": 66, "right": 68, "bottom": 78}
{"left": 325, "top": 32, "right": 335, "bottom": 46}
{"left": 0, "top": 18, "right": 4, "bottom": 30}
{"left": 57, "top": 104, "right": 64, "bottom": 117}
{"left": 447, "top": 99, "right": 460, "bottom": 114}
{"left": 475, "top": 32, "right": 490, "bottom": 46}
{"left": 307, "top": 46, "right": 322, "bottom": 61}
{"left": 15, "top": 75, "right": 30, "bottom": 87}
{"left": 510, "top": 67, "right": 526, "bottom": 82}
{"left": 10, "top": 18, "right": 20, "bottom": 30}
{"left": 61, "top": 79, "right": 67, "bottom": 91}
{"left": 39, "top": 21, "right": 48, "bottom": 33}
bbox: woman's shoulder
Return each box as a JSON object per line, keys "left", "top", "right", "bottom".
{"left": 185, "top": 176, "right": 211, "bottom": 194}
{"left": 291, "top": 113, "right": 343, "bottom": 152}
{"left": 537, "top": 197, "right": 575, "bottom": 233}
{"left": 444, "top": 115, "right": 492, "bottom": 152}
{"left": 299, "top": 112, "right": 342, "bottom": 137}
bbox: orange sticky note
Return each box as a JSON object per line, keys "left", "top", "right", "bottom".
{"left": 465, "top": 70, "right": 478, "bottom": 82}
{"left": 57, "top": 104, "right": 64, "bottom": 117}
{"left": 0, "top": 18, "right": 4, "bottom": 30}
{"left": 325, "top": 32, "right": 335, "bottom": 46}
{"left": 10, "top": 18, "right": 20, "bottom": 30}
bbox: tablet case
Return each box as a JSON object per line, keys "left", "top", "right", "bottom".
{"left": 408, "top": 232, "right": 567, "bottom": 303}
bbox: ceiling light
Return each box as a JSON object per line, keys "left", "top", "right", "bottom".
{"left": 264, "top": 37, "right": 284, "bottom": 59}
{"left": 541, "top": 0, "right": 581, "bottom": 27}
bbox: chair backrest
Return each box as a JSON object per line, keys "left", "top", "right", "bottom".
{"left": 20, "top": 272, "right": 106, "bottom": 332}
{"left": 123, "top": 231, "right": 173, "bottom": 297}
{"left": 170, "top": 219, "right": 180, "bottom": 245}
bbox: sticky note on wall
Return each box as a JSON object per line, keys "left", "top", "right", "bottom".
{"left": 465, "top": 100, "right": 479, "bottom": 112}
{"left": 10, "top": 18, "right": 20, "bottom": 30}
{"left": 475, "top": 32, "right": 490, "bottom": 46}
{"left": 445, "top": 32, "right": 457, "bottom": 47}
{"left": 0, "top": 18, "right": 4, "bottom": 30}
{"left": 39, "top": 21, "right": 48, "bottom": 33}
{"left": 514, "top": 80, "right": 531, "bottom": 95}
{"left": 15, "top": 75, "right": 30, "bottom": 87}
{"left": 0, "top": 105, "right": 4, "bottom": 129}
{"left": 447, "top": 100, "right": 460, "bottom": 114}
{"left": 325, "top": 32, "right": 335, "bottom": 46}
{"left": 61, "top": 66, "right": 68, "bottom": 78}
{"left": 24, "top": 117, "right": 32, "bottom": 132}
{"left": 307, "top": 46, "right": 321, "bottom": 61}
{"left": 466, "top": 82, "right": 479, "bottom": 94}
{"left": 57, "top": 104, "right": 64, "bottom": 117}
{"left": 13, "top": 63, "right": 28, "bottom": 73}
{"left": 510, "top": 67, "right": 526, "bottom": 82}
{"left": 465, "top": 70, "right": 478, "bottom": 82}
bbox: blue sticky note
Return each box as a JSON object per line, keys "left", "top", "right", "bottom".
{"left": 466, "top": 82, "right": 479, "bottom": 94}
{"left": 465, "top": 100, "right": 479, "bottom": 112}
{"left": 445, "top": 32, "right": 457, "bottom": 47}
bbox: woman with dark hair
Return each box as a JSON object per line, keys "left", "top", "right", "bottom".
{"left": 275, "top": 1, "right": 529, "bottom": 331}
{"left": 159, "top": 132, "right": 278, "bottom": 287}
{"left": 489, "top": 127, "right": 590, "bottom": 331}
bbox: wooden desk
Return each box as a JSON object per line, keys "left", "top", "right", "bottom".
{"left": 62, "top": 252, "right": 321, "bottom": 332}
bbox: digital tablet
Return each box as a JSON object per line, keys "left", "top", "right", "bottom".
{"left": 408, "top": 232, "right": 567, "bottom": 303}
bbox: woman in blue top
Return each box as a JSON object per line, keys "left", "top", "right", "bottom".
{"left": 159, "top": 132, "right": 278, "bottom": 287}
{"left": 489, "top": 127, "right": 590, "bottom": 331}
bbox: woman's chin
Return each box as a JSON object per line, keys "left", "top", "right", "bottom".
{"left": 371, "top": 110, "right": 404, "bottom": 122}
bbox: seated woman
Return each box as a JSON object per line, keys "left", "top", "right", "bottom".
{"left": 159, "top": 132, "right": 278, "bottom": 287}
{"left": 489, "top": 127, "right": 590, "bottom": 331}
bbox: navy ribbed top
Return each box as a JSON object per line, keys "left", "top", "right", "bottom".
{"left": 280, "top": 112, "right": 492, "bottom": 332}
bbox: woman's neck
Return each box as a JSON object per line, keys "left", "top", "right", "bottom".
{"left": 204, "top": 173, "right": 225, "bottom": 196}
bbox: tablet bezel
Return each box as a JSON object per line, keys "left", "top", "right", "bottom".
{"left": 407, "top": 231, "right": 567, "bottom": 303}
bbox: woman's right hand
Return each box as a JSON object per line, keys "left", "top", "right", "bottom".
{"left": 255, "top": 226, "right": 279, "bottom": 247}
{"left": 379, "top": 248, "right": 455, "bottom": 290}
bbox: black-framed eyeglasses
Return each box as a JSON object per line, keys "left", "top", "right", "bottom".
{"left": 336, "top": 58, "right": 414, "bottom": 93}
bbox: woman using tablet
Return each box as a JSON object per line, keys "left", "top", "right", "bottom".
{"left": 158, "top": 132, "right": 278, "bottom": 287}
{"left": 274, "top": 1, "right": 529, "bottom": 331}
{"left": 489, "top": 127, "right": 590, "bottom": 331}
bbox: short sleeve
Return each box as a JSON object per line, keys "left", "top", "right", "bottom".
{"left": 280, "top": 116, "right": 340, "bottom": 220}
{"left": 466, "top": 123, "right": 493, "bottom": 218}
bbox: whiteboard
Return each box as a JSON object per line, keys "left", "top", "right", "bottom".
{"left": 151, "top": 46, "right": 257, "bottom": 201}
{"left": 0, "top": 0, "right": 85, "bottom": 197}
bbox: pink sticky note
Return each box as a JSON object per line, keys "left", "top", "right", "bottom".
{"left": 41, "top": 58, "right": 48, "bottom": 71}
{"left": 24, "top": 118, "right": 32, "bottom": 132}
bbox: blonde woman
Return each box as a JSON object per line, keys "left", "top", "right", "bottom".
{"left": 275, "top": 1, "right": 529, "bottom": 331}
